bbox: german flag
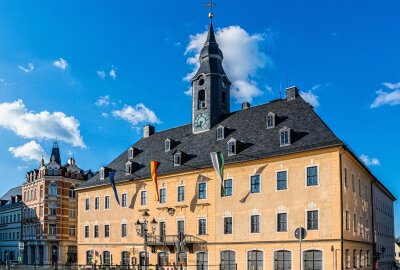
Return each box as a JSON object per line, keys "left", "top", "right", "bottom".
{"left": 150, "top": 161, "right": 160, "bottom": 202}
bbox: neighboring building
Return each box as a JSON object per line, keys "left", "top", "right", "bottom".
{"left": 372, "top": 182, "right": 396, "bottom": 269}
{"left": 0, "top": 186, "right": 22, "bottom": 263}
{"left": 395, "top": 242, "right": 400, "bottom": 268}
{"left": 76, "top": 13, "right": 394, "bottom": 270}
{"left": 22, "top": 142, "right": 92, "bottom": 265}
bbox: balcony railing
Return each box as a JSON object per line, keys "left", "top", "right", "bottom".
{"left": 147, "top": 234, "right": 206, "bottom": 253}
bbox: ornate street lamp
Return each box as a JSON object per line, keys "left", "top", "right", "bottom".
{"left": 135, "top": 211, "right": 157, "bottom": 268}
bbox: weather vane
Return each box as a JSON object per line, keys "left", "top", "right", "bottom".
{"left": 205, "top": 0, "right": 216, "bottom": 20}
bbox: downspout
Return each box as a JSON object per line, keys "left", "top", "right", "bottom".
{"left": 339, "top": 150, "right": 344, "bottom": 270}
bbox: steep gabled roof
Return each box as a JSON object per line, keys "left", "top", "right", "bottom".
{"left": 0, "top": 186, "right": 22, "bottom": 200}
{"left": 80, "top": 96, "right": 343, "bottom": 189}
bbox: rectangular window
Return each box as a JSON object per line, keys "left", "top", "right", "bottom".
{"left": 49, "top": 224, "right": 57, "bottom": 235}
{"left": 307, "top": 210, "right": 319, "bottom": 230}
{"left": 177, "top": 220, "right": 185, "bottom": 235}
{"left": 121, "top": 193, "right": 127, "bottom": 207}
{"left": 277, "top": 213, "right": 287, "bottom": 232}
{"left": 198, "top": 183, "right": 207, "bottom": 199}
{"left": 354, "top": 213, "right": 357, "bottom": 232}
{"left": 95, "top": 197, "right": 100, "bottom": 210}
{"left": 224, "top": 217, "right": 233, "bottom": 234}
{"left": 360, "top": 216, "right": 363, "bottom": 237}
{"left": 85, "top": 198, "right": 90, "bottom": 210}
{"left": 346, "top": 210, "right": 350, "bottom": 231}
{"left": 159, "top": 188, "right": 167, "bottom": 203}
{"left": 104, "top": 224, "right": 110, "bottom": 238}
{"left": 141, "top": 191, "right": 147, "bottom": 205}
{"left": 344, "top": 168, "right": 348, "bottom": 188}
{"left": 94, "top": 225, "right": 99, "bottom": 238}
{"left": 358, "top": 179, "right": 361, "bottom": 197}
{"left": 86, "top": 251, "right": 93, "bottom": 265}
{"left": 250, "top": 175, "right": 260, "bottom": 193}
{"left": 121, "top": 224, "right": 127, "bottom": 237}
{"left": 198, "top": 219, "right": 207, "bottom": 235}
{"left": 177, "top": 186, "right": 185, "bottom": 202}
{"left": 69, "top": 209, "right": 76, "bottom": 218}
{"left": 352, "top": 174, "right": 355, "bottom": 193}
{"left": 277, "top": 171, "right": 287, "bottom": 190}
{"left": 223, "top": 179, "right": 233, "bottom": 197}
{"left": 84, "top": 226, "right": 89, "bottom": 238}
{"left": 105, "top": 196, "right": 110, "bottom": 209}
{"left": 250, "top": 215, "right": 260, "bottom": 233}
{"left": 69, "top": 225, "right": 76, "bottom": 236}
{"left": 306, "top": 166, "right": 318, "bottom": 186}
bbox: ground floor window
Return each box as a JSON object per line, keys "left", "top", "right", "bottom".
{"left": 176, "top": 252, "right": 187, "bottom": 267}
{"left": 158, "top": 252, "right": 169, "bottom": 266}
{"left": 121, "top": 251, "right": 130, "bottom": 265}
{"left": 221, "top": 250, "right": 236, "bottom": 270}
{"left": 196, "top": 252, "right": 208, "bottom": 270}
{"left": 248, "top": 250, "right": 263, "bottom": 270}
{"left": 86, "top": 251, "right": 93, "bottom": 265}
{"left": 274, "top": 250, "right": 291, "bottom": 270}
{"left": 103, "top": 251, "right": 111, "bottom": 265}
{"left": 304, "top": 250, "right": 323, "bottom": 270}
{"left": 345, "top": 249, "right": 350, "bottom": 269}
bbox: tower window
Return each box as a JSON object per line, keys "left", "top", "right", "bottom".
{"left": 227, "top": 138, "right": 237, "bottom": 156}
{"left": 198, "top": 90, "right": 206, "bottom": 109}
{"left": 266, "top": 112, "right": 276, "bottom": 128}
{"left": 199, "top": 78, "right": 205, "bottom": 86}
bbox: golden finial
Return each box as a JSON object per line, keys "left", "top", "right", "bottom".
{"left": 209, "top": 12, "right": 214, "bottom": 19}
{"left": 205, "top": 1, "right": 216, "bottom": 20}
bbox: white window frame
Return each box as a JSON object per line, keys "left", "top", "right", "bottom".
{"left": 197, "top": 217, "right": 207, "bottom": 235}
{"left": 104, "top": 195, "right": 110, "bottom": 210}
{"left": 305, "top": 164, "right": 320, "bottom": 187}
{"left": 276, "top": 212, "right": 288, "bottom": 233}
{"left": 306, "top": 209, "right": 320, "bottom": 231}
{"left": 276, "top": 169, "right": 289, "bottom": 191}
{"left": 198, "top": 182, "right": 207, "bottom": 200}
{"left": 249, "top": 214, "right": 261, "bottom": 234}
{"left": 121, "top": 193, "right": 128, "bottom": 208}
{"left": 223, "top": 178, "right": 234, "bottom": 197}
{"left": 250, "top": 174, "right": 261, "bottom": 194}
{"left": 223, "top": 215, "right": 233, "bottom": 235}
{"left": 159, "top": 188, "right": 167, "bottom": 204}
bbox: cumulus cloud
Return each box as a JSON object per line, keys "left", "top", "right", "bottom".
{"left": 185, "top": 25, "right": 273, "bottom": 103}
{"left": 9, "top": 140, "right": 47, "bottom": 162}
{"left": 97, "top": 70, "right": 106, "bottom": 79}
{"left": 0, "top": 100, "right": 86, "bottom": 148}
{"left": 95, "top": 95, "right": 110, "bottom": 107}
{"left": 299, "top": 84, "right": 330, "bottom": 108}
{"left": 18, "top": 63, "right": 35, "bottom": 73}
{"left": 370, "top": 82, "right": 400, "bottom": 108}
{"left": 109, "top": 68, "right": 117, "bottom": 80}
{"left": 112, "top": 103, "right": 160, "bottom": 126}
{"left": 360, "top": 154, "right": 380, "bottom": 166}
{"left": 53, "top": 58, "right": 69, "bottom": 70}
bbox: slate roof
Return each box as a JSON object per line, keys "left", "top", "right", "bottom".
{"left": 0, "top": 186, "right": 22, "bottom": 200}
{"left": 79, "top": 96, "right": 343, "bottom": 190}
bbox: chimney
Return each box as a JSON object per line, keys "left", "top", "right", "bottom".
{"left": 242, "top": 102, "right": 251, "bottom": 110}
{"left": 286, "top": 86, "right": 299, "bottom": 101}
{"left": 143, "top": 125, "right": 155, "bottom": 138}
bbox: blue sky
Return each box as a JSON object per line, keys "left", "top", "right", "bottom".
{"left": 0, "top": 1, "right": 399, "bottom": 233}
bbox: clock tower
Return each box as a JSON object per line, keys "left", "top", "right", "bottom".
{"left": 191, "top": 12, "right": 231, "bottom": 134}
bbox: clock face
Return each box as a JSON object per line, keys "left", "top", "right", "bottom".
{"left": 194, "top": 113, "right": 209, "bottom": 131}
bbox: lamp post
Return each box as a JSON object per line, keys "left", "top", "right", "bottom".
{"left": 135, "top": 211, "right": 157, "bottom": 269}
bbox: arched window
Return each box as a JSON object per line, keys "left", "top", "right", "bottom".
{"left": 248, "top": 250, "right": 263, "bottom": 270}
{"left": 359, "top": 250, "right": 364, "bottom": 268}
{"left": 103, "top": 251, "right": 111, "bottom": 265}
{"left": 266, "top": 112, "right": 276, "bottom": 128}
{"left": 158, "top": 252, "right": 169, "bottom": 267}
{"left": 128, "top": 147, "right": 134, "bottom": 159}
{"left": 216, "top": 126, "right": 225, "bottom": 140}
{"left": 220, "top": 250, "right": 236, "bottom": 270}
{"left": 121, "top": 251, "right": 130, "bottom": 266}
{"left": 280, "top": 126, "right": 291, "bottom": 146}
{"left": 69, "top": 186, "right": 76, "bottom": 198}
{"left": 196, "top": 252, "right": 208, "bottom": 270}
{"left": 227, "top": 138, "right": 237, "bottom": 156}
{"left": 165, "top": 139, "right": 171, "bottom": 152}
{"left": 125, "top": 162, "right": 132, "bottom": 174}
{"left": 198, "top": 89, "right": 206, "bottom": 109}
{"left": 173, "top": 152, "right": 182, "bottom": 166}
{"left": 304, "top": 250, "right": 323, "bottom": 270}
{"left": 274, "top": 250, "right": 291, "bottom": 270}
{"left": 49, "top": 183, "right": 57, "bottom": 197}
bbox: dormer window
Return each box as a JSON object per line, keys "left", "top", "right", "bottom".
{"left": 227, "top": 138, "right": 237, "bottom": 156}
{"left": 216, "top": 126, "right": 225, "bottom": 141}
{"left": 266, "top": 112, "right": 276, "bottom": 128}
{"left": 165, "top": 139, "right": 171, "bottom": 152}
{"left": 99, "top": 167, "right": 105, "bottom": 180}
{"left": 125, "top": 161, "right": 132, "bottom": 174}
{"left": 280, "top": 126, "right": 292, "bottom": 146}
{"left": 173, "top": 152, "right": 182, "bottom": 166}
{"left": 128, "top": 147, "right": 134, "bottom": 159}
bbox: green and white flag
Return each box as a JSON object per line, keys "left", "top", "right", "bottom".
{"left": 210, "top": 151, "right": 225, "bottom": 196}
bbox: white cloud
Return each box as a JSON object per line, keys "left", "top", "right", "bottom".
{"left": 18, "top": 63, "right": 35, "bottom": 73}
{"left": 101, "top": 112, "right": 109, "bottom": 118}
{"left": 68, "top": 150, "right": 73, "bottom": 157}
{"left": 370, "top": 82, "right": 400, "bottom": 108}
{"left": 53, "top": 58, "right": 69, "bottom": 70}
{"left": 112, "top": 103, "right": 160, "bottom": 126}
{"left": 97, "top": 70, "right": 106, "bottom": 79}
{"left": 360, "top": 154, "right": 381, "bottom": 166}
{"left": 95, "top": 95, "right": 110, "bottom": 107}
{"left": 9, "top": 140, "right": 47, "bottom": 162}
{"left": 300, "top": 90, "right": 320, "bottom": 108}
{"left": 185, "top": 25, "right": 273, "bottom": 103}
{"left": 109, "top": 68, "right": 117, "bottom": 80}
{"left": 0, "top": 100, "right": 86, "bottom": 148}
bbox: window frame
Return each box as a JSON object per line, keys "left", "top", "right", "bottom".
{"left": 250, "top": 214, "right": 260, "bottom": 234}
{"left": 305, "top": 165, "right": 319, "bottom": 187}
{"left": 303, "top": 249, "right": 323, "bottom": 270}
{"left": 227, "top": 139, "right": 237, "bottom": 156}
{"left": 121, "top": 193, "right": 127, "bottom": 208}
{"left": 277, "top": 212, "right": 288, "bottom": 232}
{"left": 250, "top": 174, "right": 261, "bottom": 194}
{"left": 94, "top": 197, "right": 100, "bottom": 211}
{"left": 140, "top": 190, "right": 147, "bottom": 206}
{"left": 104, "top": 224, "right": 110, "bottom": 238}
{"left": 224, "top": 216, "right": 233, "bottom": 235}
{"left": 216, "top": 126, "right": 225, "bottom": 141}
{"left": 198, "top": 182, "right": 207, "bottom": 200}
{"left": 159, "top": 188, "right": 167, "bottom": 204}
{"left": 121, "top": 223, "right": 127, "bottom": 238}
{"left": 198, "top": 218, "right": 207, "bottom": 235}
{"left": 177, "top": 185, "right": 185, "bottom": 202}
{"left": 274, "top": 249, "right": 292, "bottom": 270}
{"left": 306, "top": 210, "right": 319, "bottom": 230}
{"left": 104, "top": 195, "right": 110, "bottom": 210}
{"left": 84, "top": 225, "right": 90, "bottom": 238}
{"left": 223, "top": 178, "right": 233, "bottom": 197}
{"left": 276, "top": 170, "right": 288, "bottom": 191}
{"left": 85, "top": 198, "right": 90, "bottom": 211}
{"left": 247, "top": 250, "right": 264, "bottom": 270}
{"left": 220, "top": 250, "right": 236, "bottom": 270}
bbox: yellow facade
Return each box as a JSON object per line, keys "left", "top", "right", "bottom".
{"left": 77, "top": 146, "right": 374, "bottom": 269}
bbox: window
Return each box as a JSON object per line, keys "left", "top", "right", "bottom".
{"left": 103, "top": 251, "right": 111, "bottom": 265}
{"left": 220, "top": 251, "right": 236, "bottom": 270}
{"left": 105, "top": 196, "right": 110, "bottom": 209}
{"left": 49, "top": 224, "right": 57, "bottom": 235}
{"left": 360, "top": 216, "right": 363, "bottom": 237}
{"left": 251, "top": 175, "right": 260, "bottom": 193}
{"left": 274, "top": 250, "right": 292, "bottom": 270}
{"left": 158, "top": 252, "right": 169, "bottom": 266}
{"left": 277, "top": 171, "right": 287, "bottom": 190}
{"left": 352, "top": 174, "right": 355, "bottom": 193}
{"left": 266, "top": 112, "right": 276, "bottom": 128}
{"left": 104, "top": 224, "right": 110, "bottom": 238}
{"left": 198, "top": 89, "right": 206, "bottom": 109}
{"left": 306, "top": 166, "right": 318, "bottom": 186}
{"left": 358, "top": 179, "right": 361, "bottom": 197}
{"left": 121, "top": 193, "right": 127, "bottom": 207}
{"left": 227, "top": 139, "right": 237, "bottom": 156}
{"left": 304, "top": 250, "right": 323, "bottom": 270}
{"left": 198, "top": 183, "right": 207, "bottom": 199}
{"left": 345, "top": 210, "right": 350, "bottom": 231}
{"left": 216, "top": 126, "right": 224, "bottom": 140}
{"left": 177, "top": 220, "right": 185, "bottom": 235}
{"left": 353, "top": 250, "right": 357, "bottom": 268}
{"left": 94, "top": 225, "right": 99, "bottom": 238}
{"left": 173, "top": 152, "right": 181, "bottom": 166}
{"left": 224, "top": 179, "right": 233, "bottom": 197}
{"left": 84, "top": 226, "right": 89, "bottom": 238}
{"left": 248, "top": 250, "right": 263, "bottom": 270}
{"left": 85, "top": 198, "right": 90, "bottom": 210}
{"left": 99, "top": 168, "right": 105, "bottom": 180}
{"left": 277, "top": 213, "right": 287, "bottom": 232}
{"left": 86, "top": 251, "right": 93, "bottom": 265}
{"left": 159, "top": 188, "right": 167, "bottom": 204}
{"left": 280, "top": 127, "right": 291, "bottom": 146}
{"left": 177, "top": 186, "right": 185, "bottom": 202}
{"left": 359, "top": 250, "right": 364, "bottom": 267}
{"left": 159, "top": 222, "right": 166, "bottom": 241}
{"left": 224, "top": 217, "right": 233, "bottom": 234}
{"left": 307, "top": 210, "right": 319, "bottom": 230}
{"left": 250, "top": 215, "right": 260, "bottom": 233}
{"left": 49, "top": 183, "right": 57, "bottom": 196}
{"left": 95, "top": 197, "right": 100, "bottom": 210}
{"left": 125, "top": 162, "right": 132, "bottom": 174}
{"left": 122, "top": 251, "right": 130, "bottom": 266}
{"left": 196, "top": 252, "right": 208, "bottom": 270}
{"left": 366, "top": 250, "right": 370, "bottom": 266}
{"left": 121, "top": 224, "right": 127, "bottom": 237}
{"left": 128, "top": 147, "right": 134, "bottom": 159}
{"left": 198, "top": 219, "right": 207, "bottom": 235}
{"left": 344, "top": 168, "right": 348, "bottom": 188}
{"left": 165, "top": 139, "right": 171, "bottom": 152}
{"left": 141, "top": 191, "right": 147, "bottom": 205}
{"left": 69, "top": 187, "right": 76, "bottom": 198}
{"left": 69, "top": 225, "right": 76, "bottom": 236}
{"left": 345, "top": 249, "right": 350, "bottom": 270}
{"left": 354, "top": 213, "right": 357, "bottom": 232}
{"left": 49, "top": 204, "right": 57, "bottom": 216}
